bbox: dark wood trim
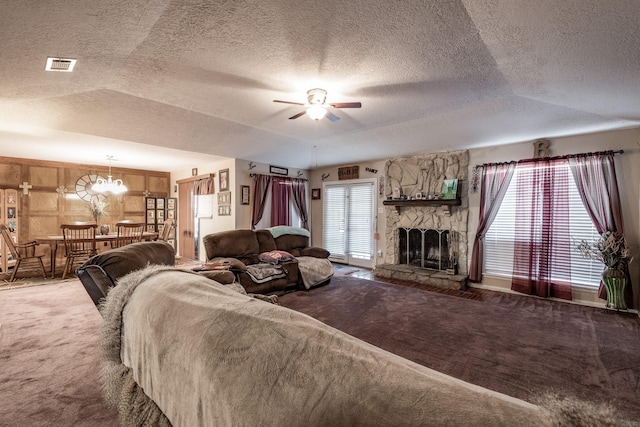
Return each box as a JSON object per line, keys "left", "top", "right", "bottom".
{"left": 383, "top": 198, "right": 461, "bottom": 214}
{"left": 473, "top": 149, "right": 624, "bottom": 170}
{"left": 383, "top": 198, "right": 461, "bottom": 207}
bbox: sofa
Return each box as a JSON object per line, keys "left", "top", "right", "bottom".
{"left": 202, "top": 226, "right": 333, "bottom": 294}
{"left": 100, "top": 265, "right": 562, "bottom": 427}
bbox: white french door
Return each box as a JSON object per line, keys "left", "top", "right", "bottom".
{"left": 322, "top": 179, "right": 376, "bottom": 268}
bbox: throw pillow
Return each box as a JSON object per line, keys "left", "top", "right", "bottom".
{"left": 259, "top": 250, "right": 295, "bottom": 264}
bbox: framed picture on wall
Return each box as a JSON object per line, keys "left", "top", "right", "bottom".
{"left": 241, "top": 185, "right": 250, "bottom": 205}
{"left": 269, "top": 165, "right": 288, "bottom": 176}
{"left": 219, "top": 169, "right": 229, "bottom": 192}
{"left": 311, "top": 188, "right": 321, "bottom": 200}
{"left": 217, "top": 191, "right": 231, "bottom": 205}
{"left": 167, "top": 198, "right": 175, "bottom": 210}
{"left": 218, "top": 205, "right": 231, "bottom": 216}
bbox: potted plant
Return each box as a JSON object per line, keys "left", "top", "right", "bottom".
{"left": 576, "top": 232, "right": 632, "bottom": 310}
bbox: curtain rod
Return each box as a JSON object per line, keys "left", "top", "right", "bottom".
{"left": 249, "top": 173, "right": 308, "bottom": 182}
{"left": 473, "top": 149, "right": 624, "bottom": 170}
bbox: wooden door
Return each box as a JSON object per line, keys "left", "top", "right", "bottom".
{"left": 178, "top": 181, "right": 195, "bottom": 259}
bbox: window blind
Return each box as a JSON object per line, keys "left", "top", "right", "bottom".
{"left": 484, "top": 164, "right": 604, "bottom": 287}
{"left": 347, "top": 183, "right": 374, "bottom": 260}
{"left": 323, "top": 185, "right": 347, "bottom": 259}
{"left": 195, "top": 194, "right": 213, "bottom": 218}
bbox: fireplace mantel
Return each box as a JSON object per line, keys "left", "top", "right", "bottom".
{"left": 383, "top": 198, "right": 461, "bottom": 214}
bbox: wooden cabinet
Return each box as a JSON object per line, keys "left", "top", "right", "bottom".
{"left": 0, "top": 189, "right": 19, "bottom": 272}
{"left": 145, "top": 197, "right": 177, "bottom": 249}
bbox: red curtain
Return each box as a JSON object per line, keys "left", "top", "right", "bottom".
{"left": 251, "top": 174, "right": 309, "bottom": 229}
{"left": 290, "top": 179, "right": 309, "bottom": 230}
{"left": 251, "top": 175, "right": 271, "bottom": 229}
{"left": 469, "top": 162, "right": 516, "bottom": 282}
{"left": 569, "top": 153, "right": 633, "bottom": 307}
{"left": 510, "top": 159, "right": 572, "bottom": 300}
{"left": 271, "top": 177, "right": 291, "bottom": 226}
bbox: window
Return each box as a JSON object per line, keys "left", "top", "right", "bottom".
{"left": 253, "top": 195, "right": 303, "bottom": 229}
{"left": 484, "top": 164, "right": 604, "bottom": 288}
{"left": 323, "top": 180, "right": 375, "bottom": 267}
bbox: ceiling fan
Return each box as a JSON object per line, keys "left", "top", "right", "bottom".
{"left": 273, "top": 88, "right": 361, "bottom": 121}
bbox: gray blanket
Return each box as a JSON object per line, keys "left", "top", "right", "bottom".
{"left": 296, "top": 256, "right": 334, "bottom": 289}
{"left": 244, "top": 262, "right": 287, "bottom": 283}
{"left": 101, "top": 266, "right": 553, "bottom": 427}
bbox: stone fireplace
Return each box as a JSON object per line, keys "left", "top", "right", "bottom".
{"left": 373, "top": 150, "right": 469, "bottom": 290}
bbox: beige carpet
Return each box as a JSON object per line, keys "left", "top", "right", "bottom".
{"left": 0, "top": 276, "right": 79, "bottom": 291}
{"left": 0, "top": 279, "right": 119, "bottom": 426}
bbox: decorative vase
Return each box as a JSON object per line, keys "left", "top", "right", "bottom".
{"left": 602, "top": 266, "right": 627, "bottom": 310}
{"left": 100, "top": 224, "right": 110, "bottom": 235}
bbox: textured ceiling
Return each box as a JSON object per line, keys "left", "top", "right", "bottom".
{"left": 1, "top": 0, "right": 639, "bottom": 171}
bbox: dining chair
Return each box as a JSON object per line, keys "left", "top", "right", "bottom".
{"left": 61, "top": 223, "right": 98, "bottom": 279}
{"left": 158, "top": 219, "right": 175, "bottom": 242}
{"left": 113, "top": 222, "right": 145, "bottom": 248}
{"left": 0, "top": 223, "right": 47, "bottom": 282}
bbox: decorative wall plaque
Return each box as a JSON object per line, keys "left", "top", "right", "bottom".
{"left": 338, "top": 165, "right": 359, "bottom": 180}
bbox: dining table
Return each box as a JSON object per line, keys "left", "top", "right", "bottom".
{"left": 33, "top": 231, "right": 159, "bottom": 278}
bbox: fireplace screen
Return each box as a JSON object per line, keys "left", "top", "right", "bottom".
{"left": 398, "top": 228, "right": 456, "bottom": 271}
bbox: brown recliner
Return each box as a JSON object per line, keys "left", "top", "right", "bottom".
{"left": 77, "top": 241, "right": 176, "bottom": 309}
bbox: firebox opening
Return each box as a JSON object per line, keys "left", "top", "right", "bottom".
{"left": 398, "top": 228, "right": 456, "bottom": 272}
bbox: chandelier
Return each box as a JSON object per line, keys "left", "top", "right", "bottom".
{"left": 92, "top": 157, "right": 128, "bottom": 194}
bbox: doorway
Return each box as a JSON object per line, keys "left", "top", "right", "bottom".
{"left": 322, "top": 179, "right": 376, "bottom": 268}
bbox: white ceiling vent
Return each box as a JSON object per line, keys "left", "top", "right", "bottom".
{"left": 45, "top": 57, "right": 77, "bottom": 72}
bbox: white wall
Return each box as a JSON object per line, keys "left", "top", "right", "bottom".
{"left": 308, "top": 160, "right": 387, "bottom": 258}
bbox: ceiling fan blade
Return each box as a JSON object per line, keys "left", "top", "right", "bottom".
{"left": 326, "top": 111, "right": 340, "bottom": 122}
{"left": 330, "top": 102, "right": 361, "bottom": 108}
{"left": 289, "top": 111, "right": 306, "bottom": 120}
{"left": 274, "top": 100, "right": 305, "bottom": 106}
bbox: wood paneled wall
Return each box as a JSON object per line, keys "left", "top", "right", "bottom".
{"left": 0, "top": 156, "right": 170, "bottom": 241}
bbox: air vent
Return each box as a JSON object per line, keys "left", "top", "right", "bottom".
{"left": 45, "top": 57, "right": 77, "bottom": 72}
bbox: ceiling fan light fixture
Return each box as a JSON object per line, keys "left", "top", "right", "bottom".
{"left": 273, "top": 88, "right": 359, "bottom": 122}
{"left": 307, "top": 88, "right": 327, "bottom": 105}
{"left": 307, "top": 104, "right": 327, "bottom": 120}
